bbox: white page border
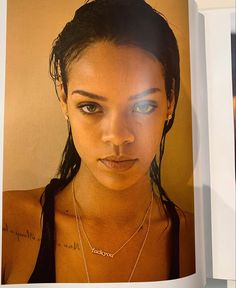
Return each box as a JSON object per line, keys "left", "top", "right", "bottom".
{"left": 0, "top": 0, "right": 204, "bottom": 287}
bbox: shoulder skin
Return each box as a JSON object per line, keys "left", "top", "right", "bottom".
{"left": 2, "top": 188, "right": 44, "bottom": 284}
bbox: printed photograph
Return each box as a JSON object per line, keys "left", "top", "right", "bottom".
{"left": 2, "top": 0, "right": 195, "bottom": 283}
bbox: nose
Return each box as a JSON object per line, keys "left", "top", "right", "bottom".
{"left": 101, "top": 112, "right": 135, "bottom": 146}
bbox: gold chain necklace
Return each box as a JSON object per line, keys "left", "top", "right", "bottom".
{"left": 71, "top": 178, "right": 153, "bottom": 282}
{"left": 72, "top": 180, "right": 152, "bottom": 259}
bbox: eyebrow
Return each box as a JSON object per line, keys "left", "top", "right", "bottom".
{"left": 129, "top": 87, "right": 161, "bottom": 100}
{"left": 71, "top": 87, "right": 160, "bottom": 101}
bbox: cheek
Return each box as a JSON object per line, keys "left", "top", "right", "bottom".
{"left": 70, "top": 121, "right": 99, "bottom": 160}
{"left": 69, "top": 109, "right": 166, "bottom": 166}
{"left": 136, "top": 121, "right": 165, "bottom": 165}
{"left": 136, "top": 114, "right": 166, "bottom": 143}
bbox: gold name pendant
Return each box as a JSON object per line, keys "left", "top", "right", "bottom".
{"left": 91, "top": 247, "right": 114, "bottom": 258}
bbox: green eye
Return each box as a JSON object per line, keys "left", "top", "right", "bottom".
{"left": 134, "top": 102, "right": 157, "bottom": 114}
{"left": 78, "top": 103, "right": 102, "bottom": 114}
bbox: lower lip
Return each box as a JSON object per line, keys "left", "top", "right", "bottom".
{"left": 99, "top": 159, "right": 137, "bottom": 171}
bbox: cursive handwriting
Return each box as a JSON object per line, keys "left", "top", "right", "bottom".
{"left": 2, "top": 223, "right": 80, "bottom": 251}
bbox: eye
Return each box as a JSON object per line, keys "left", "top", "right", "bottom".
{"left": 133, "top": 101, "right": 157, "bottom": 114}
{"left": 77, "top": 103, "right": 102, "bottom": 115}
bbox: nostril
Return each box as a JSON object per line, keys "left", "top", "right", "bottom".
{"left": 101, "top": 115, "right": 135, "bottom": 145}
{"left": 101, "top": 131, "right": 134, "bottom": 146}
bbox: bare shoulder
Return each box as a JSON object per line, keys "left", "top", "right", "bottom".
{"left": 2, "top": 188, "right": 44, "bottom": 226}
{"left": 177, "top": 209, "right": 195, "bottom": 277}
{"left": 3, "top": 187, "right": 44, "bottom": 204}
{"left": 2, "top": 188, "right": 45, "bottom": 283}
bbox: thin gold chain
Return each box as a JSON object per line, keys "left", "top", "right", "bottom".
{"left": 73, "top": 180, "right": 152, "bottom": 258}
{"left": 72, "top": 177, "right": 153, "bottom": 282}
{"left": 128, "top": 192, "right": 153, "bottom": 281}
{"left": 72, "top": 183, "right": 90, "bottom": 282}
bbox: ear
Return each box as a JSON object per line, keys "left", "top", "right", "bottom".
{"left": 166, "top": 80, "right": 176, "bottom": 120}
{"left": 58, "top": 84, "right": 69, "bottom": 120}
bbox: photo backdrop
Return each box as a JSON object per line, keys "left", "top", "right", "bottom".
{"left": 3, "top": 0, "right": 194, "bottom": 212}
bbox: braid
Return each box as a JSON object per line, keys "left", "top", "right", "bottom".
{"left": 56, "top": 128, "right": 81, "bottom": 183}
{"left": 40, "top": 128, "right": 81, "bottom": 207}
{"left": 150, "top": 122, "right": 176, "bottom": 218}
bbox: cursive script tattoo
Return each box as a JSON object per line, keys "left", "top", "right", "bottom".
{"left": 2, "top": 223, "right": 80, "bottom": 251}
{"left": 2, "top": 223, "right": 39, "bottom": 241}
{"left": 60, "top": 242, "right": 80, "bottom": 251}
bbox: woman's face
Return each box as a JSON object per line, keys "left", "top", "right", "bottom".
{"left": 60, "top": 41, "right": 174, "bottom": 190}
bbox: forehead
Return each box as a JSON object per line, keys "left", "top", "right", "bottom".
{"left": 67, "top": 41, "right": 165, "bottom": 95}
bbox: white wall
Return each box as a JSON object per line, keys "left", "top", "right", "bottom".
{"left": 196, "top": 0, "right": 235, "bottom": 10}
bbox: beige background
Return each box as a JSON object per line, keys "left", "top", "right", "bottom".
{"left": 3, "top": 0, "right": 194, "bottom": 213}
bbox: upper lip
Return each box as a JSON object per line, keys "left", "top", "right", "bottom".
{"left": 100, "top": 156, "right": 137, "bottom": 162}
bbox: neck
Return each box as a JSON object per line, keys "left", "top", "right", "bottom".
{"left": 72, "top": 162, "right": 154, "bottom": 226}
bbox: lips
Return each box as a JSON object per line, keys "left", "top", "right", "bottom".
{"left": 99, "top": 157, "right": 138, "bottom": 171}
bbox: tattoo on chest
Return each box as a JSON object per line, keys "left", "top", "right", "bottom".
{"left": 58, "top": 242, "right": 80, "bottom": 251}
{"left": 2, "top": 223, "right": 80, "bottom": 251}
{"left": 3, "top": 223, "right": 39, "bottom": 241}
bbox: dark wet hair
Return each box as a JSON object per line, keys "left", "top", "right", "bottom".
{"left": 47, "top": 0, "right": 180, "bottom": 216}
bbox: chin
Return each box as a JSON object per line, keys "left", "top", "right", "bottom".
{"left": 102, "top": 182, "right": 135, "bottom": 192}
{"left": 96, "top": 173, "right": 145, "bottom": 192}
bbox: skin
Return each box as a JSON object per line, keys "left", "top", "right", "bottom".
{"left": 2, "top": 41, "right": 195, "bottom": 283}
{"left": 60, "top": 41, "right": 174, "bottom": 222}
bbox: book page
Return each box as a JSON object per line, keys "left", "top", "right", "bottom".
{"left": 0, "top": 0, "right": 204, "bottom": 287}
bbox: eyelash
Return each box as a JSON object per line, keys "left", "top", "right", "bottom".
{"left": 77, "top": 103, "right": 103, "bottom": 115}
{"left": 77, "top": 101, "right": 158, "bottom": 115}
{"left": 134, "top": 102, "right": 158, "bottom": 114}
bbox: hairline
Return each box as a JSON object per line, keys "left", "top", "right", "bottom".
{"left": 64, "top": 39, "right": 167, "bottom": 93}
